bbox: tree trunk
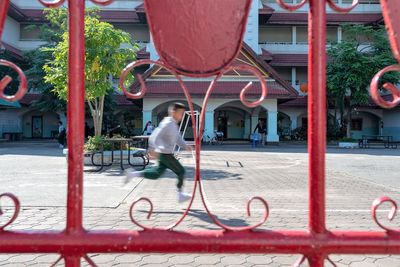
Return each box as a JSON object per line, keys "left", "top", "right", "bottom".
{"left": 346, "top": 104, "right": 352, "bottom": 138}
{"left": 88, "top": 99, "right": 104, "bottom": 137}
{"left": 98, "top": 95, "right": 105, "bottom": 136}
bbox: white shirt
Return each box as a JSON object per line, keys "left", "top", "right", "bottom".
{"left": 149, "top": 117, "right": 188, "bottom": 154}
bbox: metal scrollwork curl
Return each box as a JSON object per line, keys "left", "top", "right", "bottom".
{"left": 38, "top": 0, "right": 66, "bottom": 8}
{"left": 90, "top": 0, "right": 114, "bottom": 6}
{"left": 275, "top": 0, "right": 307, "bottom": 11}
{"left": 370, "top": 65, "right": 400, "bottom": 109}
{"left": 326, "top": 0, "right": 358, "bottom": 13}
{"left": 0, "top": 60, "right": 28, "bottom": 102}
{"left": 371, "top": 196, "right": 399, "bottom": 232}
{"left": 0, "top": 193, "right": 20, "bottom": 231}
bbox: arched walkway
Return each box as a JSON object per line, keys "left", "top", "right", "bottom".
{"left": 215, "top": 102, "right": 253, "bottom": 139}
{"left": 146, "top": 100, "right": 202, "bottom": 139}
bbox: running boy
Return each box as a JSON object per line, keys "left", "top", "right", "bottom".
{"left": 126, "top": 102, "right": 192, "bottom": 203}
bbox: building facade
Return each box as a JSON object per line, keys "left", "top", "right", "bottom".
{"left": 1, "top": 0, "right": 399, "bottom": 141}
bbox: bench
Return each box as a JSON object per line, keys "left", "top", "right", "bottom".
{"left": 64, "top": 148, "right": 149, "bottom": 172}
{"left": 359, "top": 135, "right": 397, "bottom": 149}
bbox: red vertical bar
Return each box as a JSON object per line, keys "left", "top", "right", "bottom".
{"left": 308, "top": 254, "right": 325, "bottom": 267}
{"left": 308, "top": 0, "right": 327, "bottom": 236}
{"left": 66, "top": 0, "right": 85, "bottom": 233}
{"left": 0, "top": 1, "right": 10, "bottom": 40}
{"left": 64, "top": 255, "right": 81, "bottom": 267}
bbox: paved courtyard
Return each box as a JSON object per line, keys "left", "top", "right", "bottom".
{"left": 0, "top": 141, "right": 400, "bottom": 266}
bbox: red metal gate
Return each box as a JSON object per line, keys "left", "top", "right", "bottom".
{"left": 1, "top": 0, "right": 400, "bottom": 266}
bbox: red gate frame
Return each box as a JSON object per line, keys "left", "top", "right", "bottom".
{"left": 1, "top": 0, "right": 400, "bottom": 266}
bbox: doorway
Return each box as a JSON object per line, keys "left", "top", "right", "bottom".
{"left": 32, "top": 116, "right": 43, "bottom": 138}
{"left": 217, "top": 115, "right": 228, "bottom": 138}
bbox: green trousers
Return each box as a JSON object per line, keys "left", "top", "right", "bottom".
{"left": 144, "top": 153, "right": 185, "bottom": 189}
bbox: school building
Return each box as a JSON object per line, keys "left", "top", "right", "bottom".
{"left": 1, "top": 0, "right": 399, "bottom": 142}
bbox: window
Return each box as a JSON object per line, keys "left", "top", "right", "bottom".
{"left": 351, "top": 118, "right": 363, "bottom": 131}
{"left": 20, "top": 24, "right": 42, "bottom": 40}
{"left": 259, "top": 26, "right": 292, "bottom": 44}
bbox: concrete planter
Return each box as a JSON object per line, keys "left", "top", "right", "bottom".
{"left": 338, "top": 142, "right": 359, "bottom": 149}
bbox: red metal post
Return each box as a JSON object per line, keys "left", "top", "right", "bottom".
{"left": 66, "top": 0, "right": 85, "bottom": 234}
{"left": 64, "top": 255, "right": 80, "bottom": 267}
{"left": 308, "top": 0, "right": 327, "bottom": 237}
{"left": 0, "top": 1, "right": 10, "bottom": 40}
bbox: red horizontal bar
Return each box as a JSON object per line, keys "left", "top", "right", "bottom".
{"left": 0, "top": 230, "right": 399, "bottom": 254}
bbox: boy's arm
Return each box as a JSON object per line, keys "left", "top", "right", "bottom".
{"left": 253, "top": 124, "right": 258, "bottom": 133}
{"left": 176, "top": 134, "right": 189, "bottom": 150}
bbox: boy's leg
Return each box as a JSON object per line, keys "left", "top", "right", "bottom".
{"left": 159, "top": 154, "right": 185, "bottom": 190}
{"left": 143, "top": 156, "right": 167, "bottom": 180}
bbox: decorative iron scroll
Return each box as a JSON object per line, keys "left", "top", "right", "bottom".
{"left": 120, "top": 53, "right": 269, "bottom": 231}
{"left": 1, "top": 1, "right": 400, "bottom": 267}
{"left": 370, "top": 0, "right": 400, "bottom": 108}
{"left": 0, "top": 193, "right": 20, "bottom": 231}
{"left": 372, "top": 196, "right": 398, "bottom": 232}
{"left": 0, "top": 0, "right": 27, "bottom": 102}
{"left": 369, "top": 0, "right": 400, "bottom": 235}
{"left": 38, "top": 0, "right": 114, "bottom": 8}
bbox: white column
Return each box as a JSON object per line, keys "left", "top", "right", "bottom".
{"left": 262, "top": 100, "right": 279, "bottom": 143}
{"left": 290, "top": 114, "right": 298, "bottom": 130}
{"left": 291, "top": 67, "right": 297, "bottom": 87}
{"left": 251, "top": 114, "right": 259, "bottom": 134}
{"left": 151, "top": 114, "right": 158, "bottom": 126}
{"left": 267, "top": 111, "right": 279, "bottom": 142}
{"left": 204, "top": 110, "right": 215, "bottom": 138}
{"left": 57, "top": 112, "right": 67, "bottom": 126}
{"left": 338, "top": 26, "right": 342, "bottom": 43}
{"left": 292, "top": 26, "right": 297, "bottom": 45}
{"left": 142, "top": 110, "right": 152, "bottom": 130}
{"left": 148, "top": 33, "right": 158, "bottom": 61}
{"left": 244, "top": 114, "right": 251, "bottom": 139}
{"left": 244, "top": 0, "right": 259, "bottom": 52}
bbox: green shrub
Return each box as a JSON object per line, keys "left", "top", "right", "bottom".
{"left": 84, "top": 135, "right": 138, "bottom": 152}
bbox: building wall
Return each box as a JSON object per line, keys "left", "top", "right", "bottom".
{"left": 0, "top": 109, "right": 22, "bottom": 137}
{"left": 11, "top": 0, "right": 143, "bottom": 9}
{"left": 382, "top": 109, "right": 400, "bottom": 141}
{"left": 350, "top": 111, "right": 380, "bottom": 139}
{"left": 4, "top": 16, "right": 20, "bottom": 47}
{"left": 244, "top": 0, "right": 259, "bottom": 52}
{"left": 22, "top": 110, "right": 59, "bottom": 138}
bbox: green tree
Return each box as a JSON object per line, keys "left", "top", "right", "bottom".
{"left": 327, "top": 24, "right": 400, "bottom": 138}
{"left": 43, "top": 8, "right": 137, "bottom": 136}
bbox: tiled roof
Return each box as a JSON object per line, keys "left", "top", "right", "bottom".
{"left": 270, "top": 54, "right": 308, "bottom": 66}
{"left": 279, "top": 96, "right": 307, "bottom": 107}
{"left": 260, "top": 48, "right": 273, "bottom": 61}
{"left": 114, "top": 94, "right": 136, "bottom": 106}
{"left": 268, "top": 13, "right": 383, "bottom": 25}
{"left": 11, "top": 9, "right": 140, "bottom": 23}
{"left": 19, "top": 93, "right": 41, "bottom": 105}
{"left": 136, "top": 47, "right": 150, "bottom": 59}
{"left": 1, "top": 42, "right": 23, "bottom": 58}
{"left": 260, "top": 3, "right": 275, "bottom": 14}
{"left": 140, "top": 80, "right": 293, "bottom": 98}
{"left": 279, "top": 95, "right": 399, "bottom": 109}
